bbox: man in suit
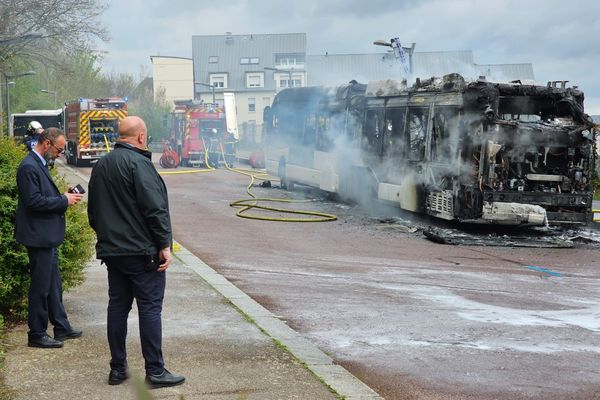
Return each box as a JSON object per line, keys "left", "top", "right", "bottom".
{"left": 88, "top": 116, "right": 185, "bottom": 388}
{"left": 15, "top": 127, "right": 85, "bottom": 348}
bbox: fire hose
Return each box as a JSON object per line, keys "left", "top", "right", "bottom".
{"left": 158, "top": 143, "right": 337, "bottom": 222}
{"left": 219, "top": 143, "right": 336, "bottom": 222}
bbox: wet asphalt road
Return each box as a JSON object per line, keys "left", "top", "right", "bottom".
{"left": 74, "top": 160, "right": 600, "bottom": 400}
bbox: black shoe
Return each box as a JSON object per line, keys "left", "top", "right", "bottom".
{"left": 108, "top": 369, "right": 129, "bottom": 385}
{"left": 28, "top": 335, "right": 64, "bottom": 348}
{"left": 55, "top": 329, "right": 83, "bottom": 341}
{"left": 145, "top": 369, "right": 185, "bottom": 388}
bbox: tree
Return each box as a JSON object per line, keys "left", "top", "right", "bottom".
{"left": 128, "top": 85, "right": 171, "bottom": 143}
{"left": 0, "top": 0, "right": 109, "bottom": 68}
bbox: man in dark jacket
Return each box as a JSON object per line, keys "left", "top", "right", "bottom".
{"left": 15, "top": 127, "right": 84, "bottom": 349}
{"left": 87, "top": 116, "right": 185, "bottom": 388}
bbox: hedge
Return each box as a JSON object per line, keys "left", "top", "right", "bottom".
{"left": 0, "top": 138, "right": 95, "bottom": 319}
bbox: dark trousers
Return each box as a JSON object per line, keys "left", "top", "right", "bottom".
{"left": 27, "top": 247, "right": 72, "bottom": 339}
{"left": 104, "top": 256, "right": 165, "bottom": 375}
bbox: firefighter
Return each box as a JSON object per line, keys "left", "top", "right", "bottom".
{"left": 207, "top": 128, "right": 221, "bottom": 168}
{"left": 24, "top": 121, "right": 44, "bottom": 151}
{"left": 224, "top": 129, "right": 237, "bottom": 167}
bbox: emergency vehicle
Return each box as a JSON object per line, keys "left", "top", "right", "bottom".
{"left": 64, "top": 97, "right": 127, "bottom": 166}
{"left": 169, "top": 100, "right": 234, "bottom": 167}
{"left": 10, "top": 109, "right": 64, "bottom": 141}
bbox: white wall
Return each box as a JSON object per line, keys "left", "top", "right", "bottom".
{"left": 151, "top": 57, "right": 193, "bottom": 105}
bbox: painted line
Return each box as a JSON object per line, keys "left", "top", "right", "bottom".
{"left": 57, "top": 162, "right": 382, "bottom": 400}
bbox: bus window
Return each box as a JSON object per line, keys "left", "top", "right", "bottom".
{"left": 363, "top": 109, "right": 384, "bottom": 155}
{"left": 431, "top": 108, "right": 457, "bottom": 162}
{"left": 407, "top": 108, "right": 429, "bottom": 161}
{"left": 383, "top": 107, "right": 407, "bottom": 159}
{"left": 302, "top": 114, "right": 317, "bottom": 146}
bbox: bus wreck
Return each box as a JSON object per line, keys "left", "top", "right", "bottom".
{"left": 264, "top": 74, "right": 596, "bottom": 226}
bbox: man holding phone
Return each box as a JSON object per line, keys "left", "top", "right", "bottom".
{"left": 15, "top": 127, "right": 84, "bottom": 348}
{"left": 87, "top": 116, "right": 184, "bottom": 388}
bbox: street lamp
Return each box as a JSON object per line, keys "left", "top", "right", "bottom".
{"left": 264, "top": 66, "right": 295, "bottom": 89}
{"left": 0, "top": 70, "right": 36, "bottom": 136}
{"left": 194, "top": 82, "right": 216, "bottom": 104}
{"left": 0, "top": 81, "right": 15, "bottom": 131}
{"left": 41, "top": 89, "right": 58, "bottom": 107}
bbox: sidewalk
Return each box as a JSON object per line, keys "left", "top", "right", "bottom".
{"left": 1, "top": 160, "right": 382, "bottom": 400}
{"left": 3, "top": 256, "right": 339, "bottom": 400}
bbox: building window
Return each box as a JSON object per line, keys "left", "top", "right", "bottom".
{"left": 209, "top": 73, "right": 228, "bottom": 88}
{"left": 275, "top": 72, "right": 304, "bottom": 88}
{"left": 246, "top": 72, "right": 264, "bottom": 88}
{"left": 208, "top": 56, "right": 219, "bottom": 63}
{"left": 240, "top": 57, "right": 260, "bottom": 65}
{"left": 275, "top": 53, "right": 305, "bottom": 67}
{"left": 248, "top": 98, "right": 256, "bottom": 113}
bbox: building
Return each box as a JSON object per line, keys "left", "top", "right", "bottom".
{"left": 150, "top": 56, "right": 193, "bottom": 104}
{"left": 192, "top": 33, "right": 307, "bottom": 143}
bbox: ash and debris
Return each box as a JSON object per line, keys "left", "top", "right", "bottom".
{"left": 255, "top": 182, "right": 600, "bottom": 249}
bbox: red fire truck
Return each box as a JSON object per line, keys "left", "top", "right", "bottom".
{"left": 169, "top": 100, "right": 231, "bottom": 167}
{"left": 64, "top": 97, "right": 128, "bottom": 166}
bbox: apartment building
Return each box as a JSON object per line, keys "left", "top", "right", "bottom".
{"left": 192, "top": 32, "right": 307, "bottom": 142}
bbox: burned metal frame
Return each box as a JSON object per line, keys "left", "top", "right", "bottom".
{"left": 264, "top": 74, "right": 596, "bottom": 226}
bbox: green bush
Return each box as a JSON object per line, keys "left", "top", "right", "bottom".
{"left": 0, "top": 138, "right": 95, "bottom": 319}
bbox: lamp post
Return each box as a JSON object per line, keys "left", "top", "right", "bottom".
{"left": 0, "top": 70, "right": 36, "bottom": 136}
{"left": 194, "top": 82, "right": 216, "bottom": 104}
{"left": 41, "top": 89, "right": 58, "bottom": 107}
{"left": 373, "top": 38, "right": 415, "bottom": 75}
{"left": 264, "top": 66, "right": 294, "bottom": 89}
{"left": 0, "top": 81, "right": 15, "bottom": 134}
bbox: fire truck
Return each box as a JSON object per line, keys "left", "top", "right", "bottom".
{"left": 64, "top": 97, "right": 128, "bottom": 166}
{"left": 169, "top": 100, "right": 231, "bottom": 167}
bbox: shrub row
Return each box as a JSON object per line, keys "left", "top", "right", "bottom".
{"left": 0, "top": 138, "right": 95, "bottom": 319}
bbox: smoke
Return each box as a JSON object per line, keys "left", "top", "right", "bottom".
{"left": 267, "top": 75, "right": 596, "bottom": 219}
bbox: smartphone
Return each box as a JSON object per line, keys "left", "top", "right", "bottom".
{"left": 69, "top": 184, "right": 86, "bottom": 194}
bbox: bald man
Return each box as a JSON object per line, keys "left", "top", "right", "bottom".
{"left": 88, "top": 116, "right": 185, "bottom": 388}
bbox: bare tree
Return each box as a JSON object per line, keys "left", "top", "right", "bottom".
{"left": 0, "top": 0, "right": 109, "bottom": 68}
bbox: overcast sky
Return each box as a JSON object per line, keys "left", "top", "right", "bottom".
{"left": 98, "top": 0, "right": 600, "bottom": 114}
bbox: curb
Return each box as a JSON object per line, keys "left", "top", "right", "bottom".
{"left": 57, "top": 161, "right": 382, "bottom": 400}
{"left": 175, "top": 244, "right": 382, "bottom": 400}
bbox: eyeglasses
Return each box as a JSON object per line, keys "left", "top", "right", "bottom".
{"left": 51, "top": 143, "right": 65, "bottom": 155}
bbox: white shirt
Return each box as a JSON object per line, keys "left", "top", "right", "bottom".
{"left": 32, "top": 149, "right": 47, "bottom": 166}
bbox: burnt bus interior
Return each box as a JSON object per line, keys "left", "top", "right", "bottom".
{"left": 266, "top": 74, "right": 596, "bottom": 225}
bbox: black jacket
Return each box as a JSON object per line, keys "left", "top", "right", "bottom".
{"left": 87, "top": 143, "right": 172, "bottom": 258}
{"left": 15, "top": 152, "right": 68, "bottom": 248}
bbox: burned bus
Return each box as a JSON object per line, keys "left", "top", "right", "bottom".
{"left": 264, "top": 74, "right": 596, "bottom": 226}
